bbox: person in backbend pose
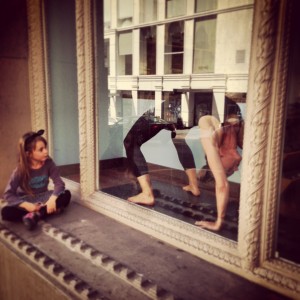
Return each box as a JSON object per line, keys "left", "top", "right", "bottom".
{"left": 124, "top": 100, "right": 244, "bottom": 232}
{"left": 123, "top": 113, "right": 200, "bottom": 206}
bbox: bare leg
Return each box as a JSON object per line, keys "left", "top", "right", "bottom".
{"left": 182, "top": 168, "right": 200, "bottom": 196}
{"left": 128, "top": 174, "right": 155, "bottom": 206}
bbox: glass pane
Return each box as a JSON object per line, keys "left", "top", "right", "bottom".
{"left": 140, "top": 0, "right": 157, "bottom": 23}
{"left": 277, "top": 1, "right": 300, "bottom": 264}
{"left": 118, "top": 32, "right": 132, "bottom": 75}
{"left": 165, "top": 21, "right": 184, "bottom": 74}
{"left": 166, "top": 0, "right": 187, "bottom": 18}
{"left": 44, "top": 0, "right": 80, "bottom": 182}
{"left": 140, "top": 27, "right": 156, "bottom": 75}
{"left": 98, "top": 2, "right": 253, "bottom": 240}
{"left": 195, "top": 0, "right": 217, "bottom": 12}
{"left": 193, "top": 18, "right": 216, "bottom": 73}
{"left": 118, "top": 0, "right": 133, "bottom": 27}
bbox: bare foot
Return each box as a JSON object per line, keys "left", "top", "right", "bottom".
{"left": 128, "top": 192, "right": 155, "bottom": 206}
{"left": 195, "top": 219, "right": 223, "bottom": 231}
{"left": 183, "top": 185, "right": 200, "bottom": 196}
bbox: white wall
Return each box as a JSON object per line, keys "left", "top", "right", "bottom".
{"left": 215, "top": 8, "right": 253, "bottom": 75}
{"left": 45, "top": 0, "right": 79, "bottom": 166}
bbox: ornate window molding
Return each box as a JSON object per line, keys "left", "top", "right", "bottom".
{"left": 27, "top": 0, "right": 49, "bottom": 135}
{"left": 27, "top": 0, "right": 300, "bottom": 298}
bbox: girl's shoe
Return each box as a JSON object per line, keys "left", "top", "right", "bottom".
{"left": 22, "top": 212, "right": 41, "bottom": 230}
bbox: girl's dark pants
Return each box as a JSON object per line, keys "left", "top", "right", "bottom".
{"left": 1, "top": 190, "right": 71, "bottom": 222}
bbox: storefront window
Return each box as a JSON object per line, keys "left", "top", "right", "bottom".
{"left": 98, "top": 1, "right": 253, "bottom": 241}
{"left": 277, "top": 1, "right": 300, "bottom": 264}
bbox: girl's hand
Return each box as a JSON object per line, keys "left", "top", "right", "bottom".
{"left": 45, "top": 195, "right": 57, "bottom": 214}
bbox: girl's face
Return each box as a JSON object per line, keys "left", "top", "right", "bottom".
{"left": 29, "top": 140, "right": 48, "bottom": 166}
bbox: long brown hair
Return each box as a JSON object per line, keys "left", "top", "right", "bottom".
{"left": 17, "top": 130, "right": 47, "bottom": 195}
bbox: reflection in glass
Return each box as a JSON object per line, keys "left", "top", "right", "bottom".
{"left": 118, "top": 0, "right": 133, "bottom": 27}
{"left": 118, "top": 31, "right": 132, "bottom": 75}
{"left": 162, "top": 92, "right": 182, "bottom": 124}
{"left": 165, "top": 21, "right": 184, "bottom": 74}
{"left": 99, "top": 1, "right": 253, "bottom": 240}
{"left": 166, "top": 0, "right": 186, "bottom": 18}
{"left": 140, "top": 0, "right": 157, "bottom": 23}
{"left": 140, "top": 27, "right": 156, "bottom": 75}
{"left": 277, "top": 1, "right": 300, "bottom": 264}
{"left": 193, "top": 17, "right": 216, "bottom": 73}
{"left": 195, "top": 0, "right": 217, "bottom": 13}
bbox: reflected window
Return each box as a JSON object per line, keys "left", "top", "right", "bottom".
{"left": 162, "top": 92, "right": 181, "bottom": 123}
{"left": 195, "top": 0, "right": 217, "bottom": 12}
{"left": 104, "top": 39, "right": 110, "bottom": 75}
{"left": 118, "top": 31, "right": 132, "bottom": 75}
{"left": 140, "top": 0, "right": 157, "bottom": 23}
{"left": 118, "top": 0, "right": 133, "bottom": 27}
{"left": 165, "top": 21, "right": 184, "bottom": 74}
{"left": 166, "top": 0, "right": 186, "bottom": 18}
{"left": 194, "top": 93, "right": 213, "bottom": 125}
{"left": 140, "top": 26, "right": 156, "bottom": 75}
{"left": 193, "top": 17, "right": 216, "bottom": 73}
{"left": 138, "top": 91, "right": 155, "bottom": 115}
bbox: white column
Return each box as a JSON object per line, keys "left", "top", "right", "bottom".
{"left": 155, "top": 90, "right": 162, "bottom": 117}
{"left": 187, "top": 0, "right": 195, "bottom": 14}
{"left": 132, "top": 90, "right": 138, "bottom": 115}
{"left": 157, "top": 0, "right": 166, "bottom": 20}
{"left": 212, "top": 88, "right": 226, "bottom": 122}
{"left": 156, "top": 24, "right": 165, "bottom": 75}
{"left": 181, "top": 93, "right": 189, "bottom": 126}
{"left": 184, "top": 20, "right": 194, "bottom": 74}
{"left": 110, "top": 0, "right": 117, "bottom": 28}
{"left": 132, "top": 29, "right": 139, "bottom": 75}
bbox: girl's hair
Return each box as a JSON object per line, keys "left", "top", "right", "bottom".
{"left": 17, "top": 130, "right": 47, "bottom": 195}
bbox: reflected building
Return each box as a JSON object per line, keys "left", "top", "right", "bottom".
{"left": 103, "top": 0, "right": 252, "bottom": 133}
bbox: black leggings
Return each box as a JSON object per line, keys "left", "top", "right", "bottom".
{"left": 1, "top": 190, "right": 71, "bottom": 222}
{"left": 124, "top": 116, "right": 196, "bottom": 177}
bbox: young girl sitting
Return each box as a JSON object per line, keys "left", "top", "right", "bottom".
{"left": 1, "top": 130, "right": 71, "bottom": 230}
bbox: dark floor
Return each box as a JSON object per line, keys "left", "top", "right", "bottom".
{"left": 62, "top": 161, "right": 300, "bottom": 265}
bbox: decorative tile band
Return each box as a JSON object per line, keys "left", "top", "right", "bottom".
{"left": 42, "top": 222, "right": 181, "bottom": 300}
{"left": 0, "top": 224, "right": 108, "bottom": 300}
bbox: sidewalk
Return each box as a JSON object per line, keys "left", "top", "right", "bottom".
{"left": 0, "top": 201, "right": 290, "bottom": 300}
